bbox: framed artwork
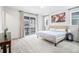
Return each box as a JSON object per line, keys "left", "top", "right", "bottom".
{"left": 51, "top": 12, "right": 65, "bottom": 22}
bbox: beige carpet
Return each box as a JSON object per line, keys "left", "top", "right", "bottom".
{"left": 0, "top": 35, "right": 79, "bottom": 53}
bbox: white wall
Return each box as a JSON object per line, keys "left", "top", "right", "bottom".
{"left": 50, "top": 10, "right": 70, "bottom": 25}
{"left": 44, "top": 9, "right": 70, "bottom": 30}
{"left": 4, "top": 7, "right": 20, "bottom": 39}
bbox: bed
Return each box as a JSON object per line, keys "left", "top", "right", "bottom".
{"left": 37, "top": 25, "right": 68, "bottom": 46}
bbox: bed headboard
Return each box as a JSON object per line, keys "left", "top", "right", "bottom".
{"left": 48, "top": 23, "right": 68, "bottom": 32}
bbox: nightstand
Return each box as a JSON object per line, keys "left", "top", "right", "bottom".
{"left": 65, "top": 33, "right": 73, "bottom": 41}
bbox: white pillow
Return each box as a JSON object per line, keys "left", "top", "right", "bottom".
{"left": 49, "top": 28, "right": 56, "bottom": 31}
{"left": 55, "top": 29, "right": 66, "bottom": 32}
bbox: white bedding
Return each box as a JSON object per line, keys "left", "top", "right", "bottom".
{"left": 37, "top": 31, "right": 66, "bottom": 43}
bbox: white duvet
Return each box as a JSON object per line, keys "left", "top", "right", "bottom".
{"left": 37, "top": 31, "right": 66, "bottom": 43}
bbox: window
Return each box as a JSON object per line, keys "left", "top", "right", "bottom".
{"left": 72, "top": 12, "right": 79, "bottom": 25}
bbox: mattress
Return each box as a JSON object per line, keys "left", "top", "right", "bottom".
{"left": 37, "top": 31, "right": 66, "bottom": 43}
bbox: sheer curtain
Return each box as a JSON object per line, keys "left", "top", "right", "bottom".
{"left": 19, "top": 11, "right": 24, "bottom": 38}
{"left": 0, "top": 7, "right": 5, "bottom": 33}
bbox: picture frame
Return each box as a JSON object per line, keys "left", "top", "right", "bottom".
{"left": 51, "top": 12, "right": 65, "bottom": 22}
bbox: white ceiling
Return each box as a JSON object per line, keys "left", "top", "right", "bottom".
{"left": 5, "top": 6, "right": 74, "bottom": 15}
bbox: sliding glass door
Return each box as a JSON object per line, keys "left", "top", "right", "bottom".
{"left": 24, "top": 16, "right": 36, "bottom": 35}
